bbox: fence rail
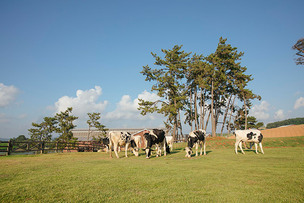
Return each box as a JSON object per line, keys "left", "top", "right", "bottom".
{"left": 0, "top": 140, "right": 105, "bottom": 156}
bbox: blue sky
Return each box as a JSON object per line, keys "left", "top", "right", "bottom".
{"left": 0, "top": 0, "right": 303, "bottom": 139}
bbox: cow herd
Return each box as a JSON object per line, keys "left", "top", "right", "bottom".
{"left": 102, "top": 128, "right": 264, "bottom": 158}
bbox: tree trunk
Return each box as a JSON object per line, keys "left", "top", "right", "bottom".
{"left": 243, "top": 94, "right": 248, "bottom": 130}
{"left": 227, "top": 96, "right": 236, "bottom": 135}
{"left": 200, "top": 88, "right": 205, "bottom": 130}
{"left": 173, "top": 99, "right": 178, "bottom": 141}
{"left": 194, "top": 88, "right": 198, "bottom": 130}
{"left": 178, "top": 110, "right": 183, "bottom": 139}
{"left": 211, "top": 80, "right": 216, "bottom": 137}
{"left": 205, "top": 109, "right": 211, "bottom": 131}
{"left": 220, "top": 95, "right": 232, "bottom": 136}
{"left": 190, "top": 90, "right": 193, "bottom": 132}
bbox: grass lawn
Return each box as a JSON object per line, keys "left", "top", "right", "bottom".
{"left": 0, "top": 137, "right": 304, "bottom": 202}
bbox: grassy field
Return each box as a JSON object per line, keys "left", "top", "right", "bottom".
{"left": 1, "top": 137, "right": 304, "bottom": 202}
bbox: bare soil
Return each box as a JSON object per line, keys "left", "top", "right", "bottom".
{"left": 261, "top": 124, "right": 304, "bottom": 137}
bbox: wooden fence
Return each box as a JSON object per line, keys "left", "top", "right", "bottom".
{"left": 0, "top": 140, "right": 106, "bottom": 156}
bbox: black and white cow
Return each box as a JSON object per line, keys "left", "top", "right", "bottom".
{"left": 143, "top": 129, "right": 170, "bottom": 159}
{"left": 234, "top": 129, "right": 264, "bottom": 154}
{"left": 109, "top": 131, "right": 139, "bottom": 158}
{"left": 101, "top": 137, "right": 110, "bottom": 152}
{"left": 165, "top": 135, "right": 174, "bottom": 151}
{"left": 185, "top": 129, "right": 207, "bottom": 158}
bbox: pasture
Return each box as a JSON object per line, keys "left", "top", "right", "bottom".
{"left": 1, "top": 137, "right": 304, "bottom": 202}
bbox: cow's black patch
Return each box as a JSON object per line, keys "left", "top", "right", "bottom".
{"left": 130, "top": 139, "right": 137, "bottom": 148}
{"left": 188, "top": 137, "right": 198, "bottom": 149}
{"left": 247, "top": 132, "right": 254, "bottom": 140}
{"left": 258, "top": 133, "right": 263, "bottom": 143}
{"left": 101, "top": 137, "right": 109, "bottom": 145}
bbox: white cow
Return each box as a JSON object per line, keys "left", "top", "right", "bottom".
{"left": 109, "top": 131, "right": 139, "bottom": 158}
{"left": 185, "top": 129, "right": 207, "bottom": 158}
{"left": 234, "top": 129, "right": 264, "bottom": 154}
{"left": 132, "top": 135, "right": 142, "bottom": 152}
{"left": 165, "top": 135, "right": 174, "bottom": 151}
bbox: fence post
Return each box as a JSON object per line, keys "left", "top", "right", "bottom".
{"left": 7, "top": 140, "right": 12, "bottom": 156}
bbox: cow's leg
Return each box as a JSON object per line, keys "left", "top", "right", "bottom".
{"left": 254, "top": 143, "right": 258, "bottom": 154}
{"left": 195, "top": 142, "right": 199, "bottom": 156}
{"left": 203, "top": 141, "right": 206, "bottom": 155}
{"left": 125, "top": 143, "right": 129, "bottom": 157}
{"left": 235, "top": 141, "right": 239, "bottom": 154}
{"left": 145, "top": 148, "right": 151, "bottom": 159}
{"left": 199, "top": 142, "right": 203, "bottom": 156}
{"left": 155, "top": 144, "right": 161, "bottom": 157}
{"left": 109, "top": 142, "right": 113, "bottom": 158}
{"left": 239, "top": 141, "right": 245, "bottom": 154}
{"left": 259, "top": 143, "right": 264, "bottom": 154}
{"left": 114, "top": 143, "right": 120, "bottom": 158}
{"left": 163, "top": 141, "right": 166, "bottom": 156}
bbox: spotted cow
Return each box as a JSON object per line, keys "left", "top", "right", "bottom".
{"left": 109, "top": 131, "right": 139, "bottom": 158}
{"left": 185, "top": 129, "right": 207, "bottom": 158}
{"left": 234, "top": 129, "right": 264, "bottom": 154}
{"left": 143, "top": 129, "right": 170, "bottom": 159}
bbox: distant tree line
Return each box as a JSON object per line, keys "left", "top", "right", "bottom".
{"left": 139, "top": 37, "right": 262, "bottom": 139}
{"left": 266, "top": 118, "right": 304, "bottom": 129}
{"left": 26, "top": 107, "right": 107, "bottom": 142}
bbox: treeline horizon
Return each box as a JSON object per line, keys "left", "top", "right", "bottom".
{"left": 266, "top": 117, "right": 304, "bottom": 129}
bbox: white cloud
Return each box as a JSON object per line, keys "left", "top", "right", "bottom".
{"left": 52, "top": 86, "right": 108, "bottom": 117}
{"left": 250, "top": 101, "right": 270, "bottom": 120}
{"left": 0, "top": 83, "right": 19, "bottom": 107}
{"left": 106, "top": 90, "right": 160, "bottom": 120}
{"left": 274, "top": 109, "right": 285, "bottom": 120}
{"left": 294, "top": 97, "right": 304, "bottom": 109}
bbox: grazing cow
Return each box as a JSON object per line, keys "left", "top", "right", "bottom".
{"left": 132, "top": 135, "right": 142, "bottom": 152}
{"left": 185, "top": 129, "right": 207, "bottom": 158}
{"left": 109, "top": 131, "right": 139, "bottom": 158}
{"left": 143, "top": 129, "right": 170, "bottom": 159}
{"left": 165, "top": 135, "right": 174, "bottom": 151}
{"left": 100, "top": 137, "right": 110, "bottom": 152}
{"left": 234, "top": 129, "right": 264, "bottom": 154}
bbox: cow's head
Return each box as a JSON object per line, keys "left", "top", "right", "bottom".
{"left": 185, "top": 147, "right": 192, "bottom": 158}
{"left": 130, "top": 140, "right": 139, "bottom": 157}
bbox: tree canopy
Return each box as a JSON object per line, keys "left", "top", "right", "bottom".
{"left": 139, "top": 37, "right": 261, "bottom": 137}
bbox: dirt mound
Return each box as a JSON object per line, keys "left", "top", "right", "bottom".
{"left": 261, "top": 124, "right": 304, "bottom": 138}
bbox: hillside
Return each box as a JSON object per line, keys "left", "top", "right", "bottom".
{"left": 261, "top": 124, "right": 304, "bottom": 137}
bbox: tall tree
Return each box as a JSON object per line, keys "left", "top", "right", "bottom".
{"left": 87, "top": 112, "right": 108, "bottom": 141}
{"left": 292, "top": 38, "right": 304, "bottom": 66}
{"left": 28, "top": 117, "right": 57, "bottom": 141}
{"left": 138, "top": 45, "right": 191, "bottom": 140}
{"left": 55, "top": 107, "right": 78, "bottom": 142}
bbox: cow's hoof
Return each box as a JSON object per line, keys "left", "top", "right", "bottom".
{"left": 146, "top": 157, "right": 150, "bottom": 159}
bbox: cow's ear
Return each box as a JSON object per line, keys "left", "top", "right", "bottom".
{"left": 121, "top": 132, "right": 123, "bottom": 135}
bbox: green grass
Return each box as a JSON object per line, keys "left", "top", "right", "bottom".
{"left": 1, "top": 137, "right": 304, "bottom": 202}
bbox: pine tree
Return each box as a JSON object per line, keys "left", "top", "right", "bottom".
{"left": 138, "top": 45, "right": 191, "bottom": 140}
{"left": 55, "top": 107, "right": 78, "bottom": 142}
{"left": 87, "top": 112, "right": 108, "bottom": 141}
{"left": 28, "top": 117, "right": 57, "bottom": 141}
